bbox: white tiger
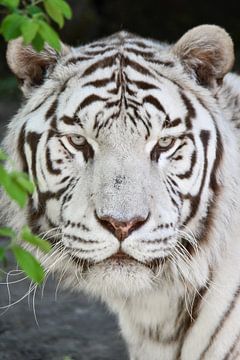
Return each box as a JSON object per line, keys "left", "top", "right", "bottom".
{"left": 1, "top": 25, "right": 240, "bottom": 359}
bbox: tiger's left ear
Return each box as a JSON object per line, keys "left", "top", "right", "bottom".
{"left": 172, "top": 25, "right": 234, "bottom": 88}
{"left": 6, "top": 38, "right": 71, "bottom": 96}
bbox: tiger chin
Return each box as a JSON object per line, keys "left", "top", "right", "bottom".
{"left": 2, "top": 24, "right": 240, "bottom": 360}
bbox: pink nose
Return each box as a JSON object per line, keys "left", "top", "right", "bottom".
{"left": 97, "top": 215, "right": 148, "bottom": 241}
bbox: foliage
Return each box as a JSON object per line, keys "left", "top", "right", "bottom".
{"left": 0, "top": 0, "right": 72, "bottom": 52}
{"left": 0, "top": 149, "right": 52, "bottom": 284}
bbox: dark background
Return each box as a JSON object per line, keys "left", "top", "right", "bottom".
{"left": 1, "top": 0, "right": 240, "bottom": 103}
{"left": 0, "top": 1, "right": 240, "bottom": 359}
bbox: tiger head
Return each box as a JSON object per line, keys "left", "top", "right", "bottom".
{"left": 3, "top": 25, "right": 239, "bottom": 299}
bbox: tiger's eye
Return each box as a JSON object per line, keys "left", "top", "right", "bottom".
{"left": 150, "top": 137, "right": 176, "bottom": 162}
{"left": 66, "top": 135, "right": 94, "bottom": 161}
{"left": 158, "top": 137, "right": 175, "bottom": 150}
{"left": 68, "top": 135, "right": 86, "bottom": 148}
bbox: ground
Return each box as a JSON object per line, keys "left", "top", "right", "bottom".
{"left": 0, "top": 257, "right": 128, "bottom": 360}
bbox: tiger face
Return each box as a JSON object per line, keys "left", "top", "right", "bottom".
{"left": 4, "top": 25, "right": 235, "bottom": 298}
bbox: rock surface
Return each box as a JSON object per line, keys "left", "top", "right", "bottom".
{"left": 0, "top": 260, "right": 128, "bottom": 360}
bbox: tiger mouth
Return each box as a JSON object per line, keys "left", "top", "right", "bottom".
{"left": 70, "top": 249, "right": 162, "bottom": 271}
{"left": 108, "top": 250, "right": 135, "bottom": 261}
{"left": 108, "top": 251, "right": 162, "bottom": 271}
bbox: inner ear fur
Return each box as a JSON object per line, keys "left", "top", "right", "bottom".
{"left": 172, "top": 25, "right": 234, "bottom": 88}
{"left": 6, "top": 39, "right": 70, "bottom": 95}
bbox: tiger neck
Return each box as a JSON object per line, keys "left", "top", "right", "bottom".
{"left": 109, "top": 225, "right": 240, "bottom": 360}
{"left": 109, "top": 283, "right": 194, "bottom": 360}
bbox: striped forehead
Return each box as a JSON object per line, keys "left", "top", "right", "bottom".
{"left": 55, "top": 72, "right": 206, "bottom": 140}
{"left": 52, "top": 38, "right": 172, "bottom": 136}
{"left": 32, "top": 34, "right": 216, "bottom": 140}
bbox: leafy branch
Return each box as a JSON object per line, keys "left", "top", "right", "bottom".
{"left": 0, "top": 149, "right": 51, "bottom": 284}
{"left": 0, "top": 0, "right": 72, "bottom": 51}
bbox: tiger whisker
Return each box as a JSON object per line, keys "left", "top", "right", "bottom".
{"left": 37, "top": 227, "right": 60, "bottom": 239}
{"left": 54, "top": 253, "right": 72, "bottom": 301}
{"left": 32, "top": 284, "right": 39, "bottom": 327}
{"left": 0, "top": 282, "right": 38, "bottom": 311}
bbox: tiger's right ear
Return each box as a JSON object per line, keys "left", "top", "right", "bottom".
{"left": 172, "top": 25, "right": 234, "bottom": 89}
{"left": 6, "top": 38, "right": 70, "bottom": 96}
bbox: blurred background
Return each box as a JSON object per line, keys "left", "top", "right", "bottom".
{"left": 1, "top": 0, "right": 240, "bottom": 111}
{"left": 0, "top": 0, "right": 240, "bottom": 359}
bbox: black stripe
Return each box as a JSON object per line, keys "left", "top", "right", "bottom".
{"left": 88, "top": 42, "right": 111, "bottom": 49}
{"left": 147, "top": 58, "right": 174, "bottom": 67}
{"left": 210, "top": 125, "right": 223, "bottom": 194}
{"left": 125, "top": 47, "right": 154, "bottom": 58}
{"left": 127, "top": 112, "right": 137, "bottom": 127}
{"left": 29, "top": 96, "right": 49, "bottom": 114}
{"left": 18, "top": 124, "right": 28, "bottom": 172}
{"left": 26, "top": 132, "right": 42, "bottom": 181}
{"left": 61, "top": 115, "right": 75, "bottom": 126}
{"left": 180, "top": 92, "right": 196, "bottom": 129}
{"left": 65, "top": 56, "right": 92, "bottom": 65}
{"left": 45, "top": 99, "right": 58, "bottom": 120}
{"left": 183, "top": 130, "right": 210, "bottom": 225}
{"left": 143, "top": 95, "right": 165, "bottom": 113}
{"left": 168, "top": 141, "right": 188, "bottom": 159}
{"left": 61, "top": 115, "right": 83, "bottom": 128}
{"left": 58, "top": 176, "right": 71, "bottom": 184}
{"left": 124, "top": 56, "right": 154, "bottom": 77}
{"left": 45, "top": 146, "right": 61, "bottom": 175}
{"left": 193, "top": 114, "right": 223, "bottom": 246}
{"left": 84, "top": 47, "right": 115, "bottom": 56}
{"left": 77, "top": 94, "right": 108, "bottom": 111}
{"left": 95, "top": 123, "right": 104, "bottom": 138}
{"left": 83, "top": 77, "right": 114, "bottom": 88}
{"left": 132, "top": 80, "right": 158, "bottom": 90}
{"left": 177, "top": 150, "right": 196, "bottom": 179}
{"left": 59, "top": 74, "right": 76, "bottom": 93}
{"left": 167, "top": 118, "right": 182, "bottom": 128}
{"left": 28, "top": 186, "right": 69, "bottom": 233}
{"left": 172, "top": 155, "right": 183, "bottom": 161}
{"left": 58, "top": 139, "right": 73, "bottom": 157}
{"left": 222, "top": 330, "right": 240, "bottom": 360}
{"left": 82, "top": 56, "right": 116, "bottom": 77}
{"left": 199, "top": 282, "right": 240, "bottom": 359}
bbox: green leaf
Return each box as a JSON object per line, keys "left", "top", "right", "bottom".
{"left": 0, "top": 149, "right": 8, "bottom": 161}
{"left": 38, "top": 20, "right": 61, "bottom": 51}
{"left": 0, "top": 164, "right": 28, "bottom": 208}
{"left": 0, "top": 0, "right": 19, "bottom": 9}
{"left": 44, "top": 0, "right": 64, "bottom": 27}
{"left": 31, "top": 32, "right": 45, "bottom": 52}
{"left": 0, "top": 163, "right": 9, "bottom": 187}
{"left": 57, "top": 0, "right": 72, "bottom": 19}
{"left": 5, "top": 181, "right": 27, "bottom": 207}
{"left": 16, "top": 176, "right": 35, "bottom": 194}
{"left": 21, "top": 19, "right": 39, "bottom": 45}
{"left": 12, "top": 245, "right": 45, "bottom": 284}
{"left": 0, "top": 247, "right": 6, "bottom": 262}
{"left": 0, "top": 227, "right": 16, "bottom": 238}
{"left": 10, "top": 171, "right": 35, "bottom": 194}
{"left": 21, "top": 226, "right": 51, "bottom": 254}
{"left": 26, "top": 5, "right": 44, "bottom": 16}
{"left": 0, "top": 13, "right": 24, "bottom": 41}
